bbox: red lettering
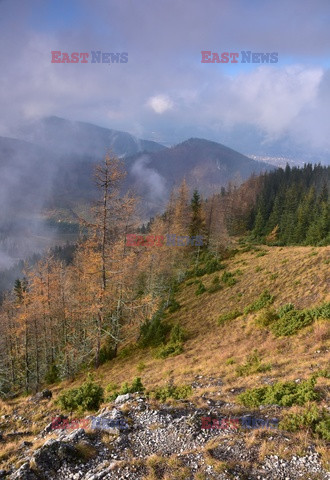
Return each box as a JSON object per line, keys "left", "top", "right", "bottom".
{"left": 71, "top": 52, "right": 79, "bottom": 63}
{"left": 80, "top": 52, "right": 89, "bottom": 63}
{"left": 155, "top": 235, "right": 164, "bottom": 247}
{"left": 212, "top": 53, "right": 220, "bottom": 63}
{"left": 230, "top": 52, "right": 239, "bottom": 63}
{"left": 201, "top": 416, "right": 211, "bottom": 429}
{"left": 61, "top": 53, "right": 71, "bottom": 63}
{"left": 126, "top": 234, "right": 137, "bottom": 246}
{"left": 221, "top": 52, "right": 229, "bottom": 63}
{"left": 201, "top": 51, "right": 212, "bottom": 63}
{"left": 51, "top": 51, "right": 61, "bottom": 63}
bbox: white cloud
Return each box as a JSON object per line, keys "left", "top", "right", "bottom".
{"left": 147, "top": 94, "right": 174, "bottom": 114}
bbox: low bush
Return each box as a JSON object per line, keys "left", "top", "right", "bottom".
{"left": 238, "top": 377, "right": 320, "bottom": 408}
{"left": 195, "top": 281, "right": 206, "bottom": 295}
{"left": 139, "top": 310, "right": 170, "bottom": 348}
{"left": 208, "top": 276, "right": 223, "bottom": 294}
{"left": 309, "top": 302, "right": 330, "bottom": 319}
{"left": 255, "top": 309, "right": 278, "bottom": 327}
{"left": 271, "top": 309, "right": 313, "bottom": 336}
{"left": 218, "top": 310, "right": 242, "bottom": 326}
{"left": 149, "top": 384, "right": 192, "bottom": 402}
{"left": 155, "top": 324, "right": 185, "bottom": 359}
{"left": 45, "top": 363, "right": 60, "bottom": 384}
{"left": 167, "top": 295, "right": 181, "bottom": 313}
{"left": 236, "top": 349, "right": 272, "bottom": 376}
{"left": 58, "top": 374, "right": 104, "bottom": 412}
{"left": 156, "top": 342, "right": 184, "bottom": 358}
{"left": 278, "top": 303, "right": 295, "bottom": 317}
{"left": 99, "top": 339, "right": 116, "bottom": 364}
{"left": 107, "top": 377, "right": 144, "bottom": 401}
{"left": 244, "top": 290, "right": 275, "bottom": 314}
{"left": 279, "top": 403, "right": 330, "bottom": 441}
{"left": 256, "top": 302, "right": 330, "bottom": 337}
{"left": 225, "top": 357, "right": 236, "bottom": 365}
{"left": 137, "top": 361, "right": 146, "bottom": 373}
{"left": 221, "top": 271, "right": 237, "bottom": 286}
{"left": 204, "top": 258, "right": 225, "bottom": 274}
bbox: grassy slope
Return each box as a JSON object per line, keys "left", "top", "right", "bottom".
{"left": 0, "top": 245, "right": 329, "bottom": 470}
{"left": 94, "top": 245, "right": 329, "bottom": 396}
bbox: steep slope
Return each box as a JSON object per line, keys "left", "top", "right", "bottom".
{"left": 0, "top": 245, "right": 329, "bottom": 478}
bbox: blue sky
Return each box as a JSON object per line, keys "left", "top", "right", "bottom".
{"left": 1, "top": 0, "right": 330, "bottom": 158}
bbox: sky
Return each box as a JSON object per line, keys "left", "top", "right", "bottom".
{"left": 1, "top": 0, "right": 330, "bottom": 156}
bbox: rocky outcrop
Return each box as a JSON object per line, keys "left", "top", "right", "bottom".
{"left": 5, "top": 395, "right": 330, "bottom": 480}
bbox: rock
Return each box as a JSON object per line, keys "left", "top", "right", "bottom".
{"left": 42, "top": 415, "right": 68, "bottom": 436}
{"left": 9, "top": 463, "right": 39, "bottom": 480}
{"left": 41, "top": 389, "right": 52, "bottom": 399}
{"left": 114, "top": 393, "right": 131, "bottom": 404}
{"left": 20, "top": 441, "right": 33, "bottom": 448}
{"left": 6, "top": 432, "right": 32, "bottom": 439}
{"left": 31, "top": 439, "right": 80, "bottom": 473}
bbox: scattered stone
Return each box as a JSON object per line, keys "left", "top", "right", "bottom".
{"left": 114, "top": 393, "right": 131, "bottom": 404}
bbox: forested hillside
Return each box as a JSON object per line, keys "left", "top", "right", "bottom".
{"left": 0, "top": 158, "right": 329, "bottom": 397}
{"left": 0, "top": 153, "right": 329, "bottom": 479}
{"left": 249, "top": 164, "right": 329, "bottom": 245}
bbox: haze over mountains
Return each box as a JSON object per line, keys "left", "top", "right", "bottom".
{"left": 2, "top": 116, "right": 272, "bottom": 209}
{"left": 0, "top": 115, "right": 277, "bottom": 269}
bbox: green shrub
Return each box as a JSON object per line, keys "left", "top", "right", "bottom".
{"left": 208, "top": 276, "right": 223, "bottom": 294}
{"left": 99, "top": 338, "right": 116, "bottom": 364}
{"left": 225, "top": 357, "right": 236, "bottom": 365}
{"left": 169, "top": 324, "right": 185, "bottom": 343}
{"left": 105, "top": 382, "right": 119, "bottom": 393}
{"left": 195, "top": 281, "right": 206, "bottom": 295}
{"left": 130, "top": 377, "right": 145, "bottom": 393}
{"left": 167, "top": 296, "right": 181, "bottom": 313}
{"left": 255, "top": 309, "right": 278, "bottom": 327}
{"left": 244, "top": 290, "right": 275, "bottom": 314}
{"left": 315, "top": 417, "right": 330, "bottom": 441}
{"left": 279, "top": 404, "right": 330, "bottom": 441}
{"left": 155, "top": 324, "right": 185, "bottom": 359}
{"left": 149, "top": 384, "right": 192, "bottom": 402}
{"left": 108, "top": 377, "right": 145, "bottom": 401}
{"left": 218, "top": 310, "right": 242, "bottom": 326}
{"left": 118, "top": 343, "right": 138, "bottom": 358}
{"left": 309, "top": 302, "right": 330, "bottom": 319}
{"left": 238, "top": 377, "right": 320, "bottom": 408}
{"left": 278, "top": 303, "right": 295, "bottom": 317}
{"left": 204, "top": 258, "right": 225, "bottom": 274}
{"left": 221, "top": 271, "right": 237, "bottom": 286}
{"left": 139, "top": 310, "right": 170, "bottom": 348}
{"left": 156, "top": 342, "right": 184, "bottom": 358}
{"left": 256, "top": 302, "right": 330, "bottom": 337}
{"left": 192, "top": 255, "right": 225, "bottom": 278}
{"left": 316, "top": 368, "right": 330, "bottom": 379}
{"left": 271, "top": 310, "right": 313, "bottom": 336}
{"left": 58, "top": 374, "right": 104, "bottom": 412}
{"left": 45, "top": 363, "right": 60, "bottom": 384}
{"left": 236, "top": 349, "right": 272, "bottom": 376}
{"left": 137, "top": 361, "right": 146, "bottom": 373}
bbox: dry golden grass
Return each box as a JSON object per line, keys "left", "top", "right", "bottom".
{"left": 0, "top": 245, "right": 329, "bottom": 469}
{"left": 143, "top": 454, "right": 190, "bottom": 480}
